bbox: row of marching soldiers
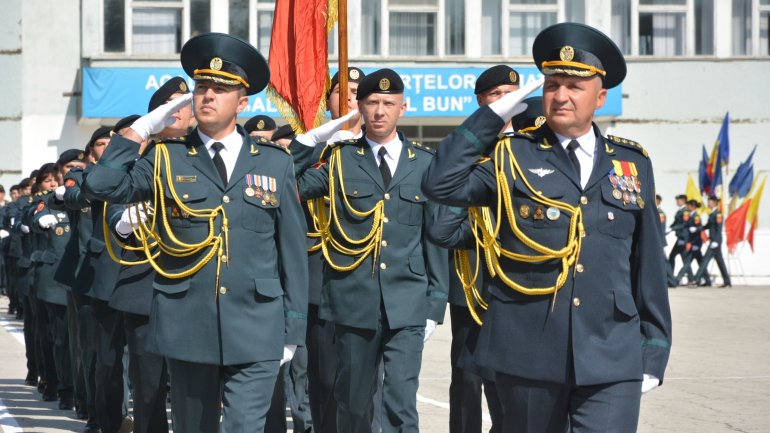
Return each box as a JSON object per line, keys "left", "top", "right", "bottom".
{"left": 0, "top": 22, "right": 672, "bottom": 433}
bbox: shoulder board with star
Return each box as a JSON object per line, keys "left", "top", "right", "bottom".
{"left": 607, "top": 135, "right": 649, "bottom": 158}
{"left": 410, "top": 141, "right": 435, "bottom": 154}
{"left": 254, "top": 137, "right": 291, "bottom": 155}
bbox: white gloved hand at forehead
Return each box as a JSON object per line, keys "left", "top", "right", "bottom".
{"left": 295, "top": 109, "right": 360, "bottom": 147}
{"left": 130, "top": 93, "right": 193, "bottom": 141}
{"left": 488, "top": 77, "right": 544, "bottom": 123}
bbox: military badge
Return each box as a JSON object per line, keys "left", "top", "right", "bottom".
{"left": 350, "top": 69, "right": 360, "bottom": 80}
{"left": 509, "top": 71, "right": 518, "bottom": 83}
{"left": 716, "top": 213, "right": 723, "bottom": 224}
{"left": 257, "top": 119, "right": 265, "bottom": 130}
{"left": 622, "top": 191, "right": 630, "bottom": 205}
{"left": 535, "top": 116, "right": 546, "bottom": 127}
{"left": 559, "top": 45, "right": 575, "bottom": 61}
{"left": 180, "top": 81, "right": 188, "bottom": 92}
{"left": 534, "top": 205, "right": 545, "bottom": 221}
{"left": 55, "top": 227, "right": 64, "bottom": 236}
{"left": 528, "top": 168, "right": 554, "bottom": 178}
{"left": 175, "top": 175, "right": 197, "bottom": 183}
{"left": 546, "top": 207, "right": 560, "bottom": 221}
{"left": 210, "top": 57, "right": 223, "bottom": 71}
{"left": 637, "top": 196, "right": 645, "bottom": 209}
{"left": 65, "top": 178, "right": 76, "bottom": 188}
{"left": 607, "top": 211, "right": 615, "bottom": 221}
{"left": 171, "top": 206, "right": 182, "bottom": 218}
{"left": 65, "top": 226, "right": 70, "bottom": 232}
{"left": 519, "top": 204, "right": 530, "bottom": 219}
{"left": 36, "top": 201, "right": 45, "bottom": 213}
{"left": 612, "top": 189, "right": 623, "bottom": 200}
{"left": 379, "top": 78, "right": 390, "bottom": 91}
{"left": 683, "top": 212, "right": 690, "bottom": 222}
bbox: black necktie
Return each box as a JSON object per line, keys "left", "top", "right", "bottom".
{"left": 378, "top": 147, "right": 392, "bottom": 189}
{"left": 567, "top": 139, "right": 581, "bottom": 179}
{"left": 211, "top": 142, "right": 228, "bottom": 186}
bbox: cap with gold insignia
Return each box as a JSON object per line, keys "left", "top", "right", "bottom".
{"left": 87, "top": 126, "right": 113, "bottom": 148}
{"left": 329, "top": 66, "right": 366, "bottom": 97}
{"left": 356, "top": 68, "right": 404, "bottom": 100}
{"left": 181, "top": 32, "right": 269, "bottom": 96}
{"left": 56, "top": 149, "right": 87, "bottom": 166}
{"left": 474, "top": 65, "right": 520, "bottom": 95}
{"left": 511, "top": 96, "right": 545, "bottom": 133}
{"left": 244, "top": 115, "right": 277, "bottom": 134}
{"left": 533, "top": 22, "right": 626, "bottom": 89}
{"left": 148, "top": 76, "right": 190, "bottom": 112}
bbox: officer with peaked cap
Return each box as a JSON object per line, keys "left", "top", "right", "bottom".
{"left": 288, "top": 68, "right": 448, "bottom": 433}
{"left": 82, "top": 32, "right": 308, "bottom": 433}
{"left": 244, "top": 115, "right": 277, "bottom": 139}
{"left": 422, "top": 22, "right": 671, "bottom": 433}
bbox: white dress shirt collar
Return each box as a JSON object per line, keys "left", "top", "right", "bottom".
{"left": 555, "top": 129, "right": 597, "bottom": 189}
{"left": 198, "top": 127, "right": 243, "bottom": 182}
{"left": 365, "top": 134, "right": 402, "bottom": 177}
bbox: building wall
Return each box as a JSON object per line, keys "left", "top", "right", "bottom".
{"left": 0, "top": 0, "right": 23, "bottom": 189}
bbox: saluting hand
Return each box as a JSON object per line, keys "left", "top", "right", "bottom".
{"left": 295, "top": 109, "right": 360, "bottom": 147}
{"left": 488, "top": 76, "right": 544, "bottom": 122}
{"left": 127, "top": 93, "right": 194, "bottom": 142}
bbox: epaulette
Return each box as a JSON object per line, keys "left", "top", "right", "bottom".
{"left": 255, "top": 136, "right": 291, "bottom": 155}
{"left": 411, "top": 141, "right": 435, "bottom": 154}
{"left": 28, "top": 196, "right": 34, "bottom": 203}
{"left": 475, "top": 155, "right": 492, "bottom": 165}
{"left": 607, "top": 135, "right": 649, "bottom": 158}
{"left": 499, "top": 131, "right": 536, "bottom": 141}
{"left": 331, "top": 138, "right": 360, "bottom": 148}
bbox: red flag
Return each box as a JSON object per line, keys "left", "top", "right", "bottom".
{"left": 724, "top": 199, "right": 750, "bottom": 254}
{"left": 267, "top": 0, "right": 334, "bottom": 133}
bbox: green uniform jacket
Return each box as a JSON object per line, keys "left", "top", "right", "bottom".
{"left": 31, "top": 192, "right": 71, "bottom": 306}
{"left": 51, "top": 167, "right": 93, "bottom": 289}
{"left": 290, "top": 133, "right": 448, "bottom": 331}
{"left": 81, "top": 128, "right": 308, "bottom": 365}
{"left": 422, "top": 106, "right": 672, "bottom": 386}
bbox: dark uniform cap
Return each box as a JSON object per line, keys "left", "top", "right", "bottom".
{"left": 474, "top": 65, "right": 520, "bottom": 95}
{"left": 330, "top": 67, "right": 366, "bottom": 94}
{"left": 271, "top": 124, "right": 296, "bottom": 141}
{"left": 656, "top": 194, "right": 662, "bottom": 201}
{"left": 113, "top": 115, "right": 141, "bottom": 134}
{"left": 56, "top": 149, "right": 87, "bottom": 166}
{"left": 244, "top": 115, "right": 277, "bottom": 134}
{"left": 512, "top": 96, "right": 545, "bottom": 133}
{"left": 687, "top": 200, "right": 701, "bottom": 208}
{"left": 181, "top": 32, "right": 269, "bottom": 96}
{"left": 88, "top": 126, "right": 113, "bottom": 147}
{"left": 533, "top": 22, "right": 626, "bottom": 89}
{"left": 708, "top": 195, "right": 719, "bottom": 202}
{"left": 356, "top": 68, "right": 404, "bottom": 100}
{"left": 148, "top": 76, "right": 190, "bottom": 112}
{"left": 675, "top": 194, "right": 687, "bottom": 200}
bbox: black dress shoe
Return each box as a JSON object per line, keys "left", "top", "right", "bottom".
{"left": 77, "top": 409, "right": 89, "bottom": 420}
{"left": 697, "top": 282, "right": 712, "bottom": 287}
{"left": 719, "top": 284, "right": 732, "bottom": 288}
{"left": 59, "top": 398, "right": 75, "bottom": 411}
{"left": 84, "top": 418, "right": 100, "bottom": 433}
{"left": 24, "top": 375, "right": 38, "bottom": 387}
{"left": 37, "top": 380, "right": 46, "bottom": 394}
{"left": 42, "top": 393, "right": 58, "bottom": 402}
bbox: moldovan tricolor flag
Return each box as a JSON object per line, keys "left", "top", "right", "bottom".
{"left": 267, "top": 0, "right": 336, "bottom": 133}
{"left": 745, "top": 176, "right": 766, "bottom": 252}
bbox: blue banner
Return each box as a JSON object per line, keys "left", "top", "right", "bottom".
{"left": 82, "top": 66, "right": 622, "bottom": 118}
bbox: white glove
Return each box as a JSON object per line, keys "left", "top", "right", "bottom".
{"left": 0, "top": 229, "right": 9, "bottom": 239}
{"left": 20, "top": 224, "right": 30, "bottom": 234}
{"left": 280, "top": 344, "right": 297, "bottom": 366}
{"left": 424, "top": 319, "right": 437, "bottom": 343}
{"left": 641, "top": 374, "right": 660, "bottom": 393}
{"left": 38, "top": 214, "right": 59, "bottom": 229}
{"left": 115, "top": 205, "right": 148, "bottom": 238}
{"left": 130, "top": 93, "right": 193, "bottom": 141}
{"left": 55, "top": 185, "right": 66, "bottom": 201}
{"left": 295, "top": 109, "right": 359, "bottom": 147}
{"left": 688, "top": 226, "right": 697, "bottom": 233}
{"left": 710, "top": 241, "right": 719, "bottom": 249}
{"left": 328, "top": 129, "right": 357, "bottom": 144}
{"left": 488, "top": 77, "right": 544, "bottom": 122}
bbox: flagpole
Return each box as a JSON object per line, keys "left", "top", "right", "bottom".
{"left": 338, "top": 0, "right": 349, "bottom": 125}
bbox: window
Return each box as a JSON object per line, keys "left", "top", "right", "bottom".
{"left": 361, "top": 0, "right": 381, "bottom": 55}
{"left": 389, "top": 0, "right": 439, "bottom": 56}
{"left": 638, "top": 0, "right": 687, "bottom": 56}
{"left": 445, "top": 0, "right": 465, "bottom": 55}
{"left": 482, "top": 0, "right": 502, "bottom": 55}
{"left": 736, "top": 0, "right": 770, "bottom": 55}
{"left": 252, "top": 0, "right": 276, "bottom": 56}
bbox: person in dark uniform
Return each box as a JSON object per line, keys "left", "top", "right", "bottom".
{"left": 694, "top": 196, "right": 731, "bottom": 288}
{"left": 675, "top": 200, "right": 710, "bottom": 287}
{"left": 293, "top": 65, "right": 366, "bottom": 433}
{"left": 82, "top": 33, "right": 308, "bottom": 433}
{"left": 422, "top": 22, "right": 672, "bottom": 433}
{"left": 475, "top": 65, "right": 521, "bottom": 134}
{"left": 656, "top": 194, "right": 666, "bottom": 242}
{"left": 668, "top": 194, "right": 688, "bottom": 282}
{"left": 245, "top": 114, "right": 277, "bottom": 139}
{"left": 104, "top": 77, "right": 193, "bottom": 433}
{"left": 289, "top": 68, "right": 449, "bottom": 433}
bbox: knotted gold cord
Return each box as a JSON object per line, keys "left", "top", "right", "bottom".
{"left": 455, "top": 137, "right": 585, "bottom": 321}
{"left": 102, "top": 142, "right": 230, "bottom": 298}
{"left": 308, "top": 146, "right": 384, "bottom": 274}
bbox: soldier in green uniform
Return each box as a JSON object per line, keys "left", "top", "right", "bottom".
{"left": 422, "top": 23, "right": 672, "bottom": 433}
{"left": 675, "top": 200, "right": 710, "bottom": 286}
{"left": 668, "top": 194, "right": 688, "bottom": 282}
{"left": 81, "top": 33, "right": 308, "bottom": 433}
{"left": 244, "top": 114, "right": 277, "bottom": 139}
{"left": 694, "top": 195, "right": 731, "bottom": 287}
{"left": 289, "top": 68, "right": 448, "bottom": 433}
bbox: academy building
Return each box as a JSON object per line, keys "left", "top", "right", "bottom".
{"left": 1, "top": 0, "right": 769, "bottom": 280}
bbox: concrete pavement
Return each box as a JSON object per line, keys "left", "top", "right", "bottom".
{"left": 1, "top": 286, "right": 769, "bottom": 432}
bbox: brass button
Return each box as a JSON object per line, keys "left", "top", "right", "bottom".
{"left": 221, "top": 255, "right": 228, "bottom": 263}
{"left": 380, "top": 262, "right": 387, "bottom": 270}
{"left": 223, "top": 195, "right": 230, "bottom": 204}
{"left": 381, "top": 240, "right": 388, "bottom": 247}
{"left": 353, "top": 190, "right": 358, "bottom": 196}
{"left": 573, "top": 297, "right": 581, "bottom": 307}
{"left": 383, "top": 216, "right": 389, "bottom": 223}
{"left": 580, "top": 196, "right": 588, "bottom": 205}
{"left": 219, "top": 286, "right": 227, "bottom": 295}
{"left": 183, "top": 194, "right": 189, "bottom": 199}
{"left": 384, "top": 193, "right": 391, "bottom": 200}
{"left": 576, "top": 264, "right": 584, "bottom": 273}
{"left": 415, "top": 195, "right": 420, "bottom": 200}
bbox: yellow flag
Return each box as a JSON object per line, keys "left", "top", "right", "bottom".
{"left": 686, "top": 174, "right": 704, "bottom": 207}
{"left": 746, "top": 175, "right": 766, "bottom": 225}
